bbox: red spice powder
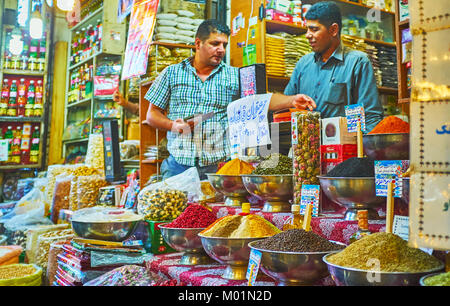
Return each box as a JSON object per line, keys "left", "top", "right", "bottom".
{"left": 368, "top": 116, "right": 410, "bottom": 134}
{"left": 166, "top": 204, "right": 217, "bottom": 228}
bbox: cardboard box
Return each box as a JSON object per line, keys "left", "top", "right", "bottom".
{"left": 266, "top": 0, "right": 294, "bottom": 14}
{"left": 266, "top": 9, "right": 293, "bottom": 23}
{"left": 320, "top": 144, "right": 357, "bottom": 174}
{"left": 321, "top": 117, "right": 357, "bottom": 145}
{"left": 144, "top": 220, "right": 176, "bottom": 255}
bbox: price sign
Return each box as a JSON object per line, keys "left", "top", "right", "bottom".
{"left": 374, "top": 160, "right": 409, "bottom": 197}
{"left": 246, "top": 249, "right": 262, "bottom": 286}
{"left": 300, "top": 185, "right": 320, "bottom": 217}
{"left": 345, "top": 104, "right": 366, "bottom": 133}
{"left": 227, "top": 93, "right": 272, "bottom": 157}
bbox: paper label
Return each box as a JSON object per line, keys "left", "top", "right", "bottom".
{"left": 392, "top": 215, "right": 433, "bottom": 254}
{"left": 0, "top": 140, "right": 8, "bottom": 161}
{"left": 345, "top": 104, "right": 366, "bottom": 133}
{"left": 300, "top": 185, "right": 320, "bottom": 217}
{"left": 246, "top": 249, "right": 262, "bottom": 286}
{"left": 374, "top": 160, "right": 409, "bottom": 197}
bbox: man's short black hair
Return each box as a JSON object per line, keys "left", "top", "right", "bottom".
{"left": 195, "top": 19, "right": 231, "bottom": 41}
{"left": 305, "top": 1, "right": 342, "bottom": 34}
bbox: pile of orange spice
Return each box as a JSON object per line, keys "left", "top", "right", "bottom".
{"left": 368, "top": 116, "right": 410, "bottom": 134}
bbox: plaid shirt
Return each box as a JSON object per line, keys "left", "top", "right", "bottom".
{"left": 144, "top": 58, "right": 239, "bottom": 167}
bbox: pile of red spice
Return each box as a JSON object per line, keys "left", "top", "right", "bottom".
{"left": 165, "top": 204, "right": 217, "bottom": 228}
{"left": 368, "top": 116, "right": 410, "bottom": 134}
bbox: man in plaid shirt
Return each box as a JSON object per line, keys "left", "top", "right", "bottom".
{"left": 145, "top": 19, "right": 315, "bottom": 180}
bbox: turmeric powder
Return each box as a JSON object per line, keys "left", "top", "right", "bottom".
{"left": 216, "top": 159, "right": 255, "bottom": 175}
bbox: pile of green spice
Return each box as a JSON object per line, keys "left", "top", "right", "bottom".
{"left": 423, "top": 272, "right": 450, "bottom": 286}
{"left": 327, "top": 232, "right": 443, "bottom": 272}
{"left": 325, "top": 157, "right": 375, "bottom": 177}
{"left": 252, "top": 229, "right": 345, "bottom": 252}
{"left": 252, "top": 153, "right": 293, "bottom": 175}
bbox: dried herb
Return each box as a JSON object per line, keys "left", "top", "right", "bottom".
{"left": 252, "top": 153, "right": 293, "bottom": 175}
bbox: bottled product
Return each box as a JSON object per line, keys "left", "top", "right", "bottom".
{"left": 7, "top": 80, "right": 18, "bottom": 116}
{"left": 20, "top": 136, "right": 31, "bottom": 164}
{"left": 0, "top": 79, "right": 9, "bottom": 115}
{"left": 239, "top": 203, "right": 251, "bottom": 216}
{"left": 34, "top": 80, "right": 44, "bottom": 117}
{"left": 4, "top": 126, "right": 14, "bottom": 163}
{"left": 11, "top": 126, "right": 22, "bottom": 164}
{"left": 39, "top": 33, "right": 46, "bottom": 60}
{"left": 30, "top": 136, "right": 40, "bottom": 163}
{"left": 349, "top": 210, "right": 371, "bottom": 244}
{"left": 17, "top": 78, "right": 27, "bottom": 116}
{"left": 282, "top": 204, "right": 304, "bottom": 231}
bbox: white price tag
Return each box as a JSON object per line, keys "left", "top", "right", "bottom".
{"left": 0, "top": 140, "right": 9, "bottom": 161}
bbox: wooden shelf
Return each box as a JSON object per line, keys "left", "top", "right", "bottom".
{"left": 337, "top": 0, "right": 395, "bottom": 15}
{"left": 378, "top": 86, "right": 398, "bottom": 94}
{"left": 62, "top": 137, "right": 89, "bottom": 145}
{"left": 0, "top": 164, "right": 41, "bottom": 170}
{"left": 265, "top": 20, "right": 307, "bottom": 35}
{"left": 141, "top": 159, "right": 164, "bottom": 164}
{"left": 0, "top": 116, "right": 43, "bottom": 122}
{"left": 67, "top": 97, "right": 92, "bottom": 108}
{"left": 2, "top": 69, "right": 45, "bottom": 76}
{"left": 398, "top": 97, "right": 410, "bottom": 104}
{"left": 151, "top": 41, "right": 196, "bottom": 49}
{"left": 399, "top": 19, "right": 410, "bottom": 27}
{"left": 68, "top": 52, "right": 100, "bottom": 70}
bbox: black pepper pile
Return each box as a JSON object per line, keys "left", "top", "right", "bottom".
{"left": 252, "top": 229, "right": 345, "bottom": 252}
{"left": 325, "top": 157, "right": 375, "bottom": 177}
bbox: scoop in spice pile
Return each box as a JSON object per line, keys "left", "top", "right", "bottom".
{"left": 325, "top": 156, "right": 375, "bottom": 177}
{"left": 200, "top": 214, "right": 281, "bottom": 238}
{"left": 252, "top": 153, "right": 293, "bottom": 175}
{"left": 326, "top": 232, "right": 443, "bottom": 272}
{"left": 368, "top": 115, "right": 410, "bottom": 134}
{"left": 164, "top": 204, "right": 217, "bottom": 228}
{"left": 251, "top": 229, "right": 345, "bottom": 253}
{"left": 216, "top": 159, "right": 255, "bottom": 175}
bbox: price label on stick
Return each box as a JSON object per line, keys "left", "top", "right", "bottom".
{"left": 300, "top": 185, "right": 320, "bottom": 217}
{"left": 246, "top": 249, "right": 262, "bottom": 286}
{"left": 345, "top": 104, "right": 366, "bottom": 133}
{"left": 375, "top": 160, "right": 410, "bottom": 197}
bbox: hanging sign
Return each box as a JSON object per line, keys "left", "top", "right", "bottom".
{"left": 246, "top": 248, "right": 262, "bottom": 286}
{"left": 300, "top": 184, "right": 320, "bottom": 217}
{"left": 227, "top": 93, "right": 272, "bottom": 158}
{"left": 345, "top": 104, "right": 366, "bottom": 133}
{"left": 121, "top": 0, "right": 159, "bottom": 80}
{"left": 374, "top": 160, "right": 409, "bottom": 197}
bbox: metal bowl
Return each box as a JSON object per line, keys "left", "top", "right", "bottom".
{"left": 323, "top": 253, "right": 445, "bottom": 286}
{"left": 159, "top": 224, "right": 213, "bottom": 265}
{"left": 241, "top": 174, "right": 293, "bottom": 212}
{"left": 248, "top": 240, "right": 346, "bottom": 286}
{"left": 206, "top": 174, "right": 250, "bottom": 206}
{"left": 198, "top": 234, "right": 268, "bottom": 280}
{"left": 363, "top": 133, "right": 409, "bottom": 160}
{"left": 71, "top": 208, "right": 143, "bottom": 242}
{"left": 318, "top": 176, "right": 385, "bottom": 220}
{"left": 419, "top": 272, "right": 448, "bottom": 286}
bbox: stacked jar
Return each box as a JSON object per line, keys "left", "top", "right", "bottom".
{"left": 291, "top": 111, "right": 321, "bottom": 204}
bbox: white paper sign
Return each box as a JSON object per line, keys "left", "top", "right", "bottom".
{"left": 0, "top": 140, "right": 9, "bottom": 162}
{"left": 393, "top": 215, "right": 433, "bottom": 254}
{"left": 227, "top": 93, "right": 272, "bottom": 157}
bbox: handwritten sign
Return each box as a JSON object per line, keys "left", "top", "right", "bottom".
{"left": 300, "top": 185, "right": 320, "bottom": 217}
{"left": 345, "top": 104, "right": 366, "bottom": 133}
{"left": 246, "top": 248, "right": 262, "bottom": 286}
{"left": 374, "top": 160, "right": 409, "bottom": 197}
{"left": 227, "top": 93, "right": 272, "bottom": 157}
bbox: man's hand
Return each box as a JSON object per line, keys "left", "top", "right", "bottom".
{"left": 113, "top": 90, "right": 127, "bottom": 107}
{"left": 292, "top": 94, "right": 317, "bottom": 111}
{"left": 171, "top": 118, "right": 197, "bottom": 135}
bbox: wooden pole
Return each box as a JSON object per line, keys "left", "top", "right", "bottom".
{"left": 386, "top": 181, "right": 395, "bottom": 233}
{"left": 357, "top": 121, "right": 364, "bottom": 158}
{"left": 303, "top": 203, "right": 313, "bottom": 232}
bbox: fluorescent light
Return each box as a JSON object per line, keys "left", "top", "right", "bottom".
{"left": 57, "top": 0, "right": 75, "bottom": 11}
{"left": 29, "top": 10, "right": 44, "bottom": 39}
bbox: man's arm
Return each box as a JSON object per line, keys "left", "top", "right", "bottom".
{"left": 269, "top": 92, "right": 316, "bottom": 111}
{"left": 146, "top": 103, "right": 173, "bottom": 131}
{"left": 113, "top": 90, "right": 139, "bottom": 116}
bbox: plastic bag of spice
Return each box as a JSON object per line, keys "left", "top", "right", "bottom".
{"left": 137, "top": 188, "right": 188, "bottom": 221}
{"left": 85, "top": 134, "right": 105, "bottom": 177}
{"left": 68, "top": 177, "right": 78, "bottom": 211}
{"left": 50, "top": 175, "right": 73, "bottom": 224}
{"left": 291, "top": 111, "right": 321, "bottom": 205}
{"left": 35, "top": 229, "right": 73, "bottom": 271}
{"left": 46, "top": 241, "right": 67, "bottom": 286}
{"left": 76, "top": 175, "right": 108, "bottom": 210}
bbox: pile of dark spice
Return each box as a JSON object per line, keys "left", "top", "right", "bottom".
{"left": 165, "top": 204, "right": 216, "bottom": 228}
{"left": 252, "top": 229, "right": 345, "bottom": 252}
{"left": 252, "top": 153, "right": 293, "bottom": 175}
{"left": 325, "top": 157, "right": 375, "bottom": 177}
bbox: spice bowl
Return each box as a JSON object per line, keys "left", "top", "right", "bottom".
{"left": 198, "top": 234, "right": 267, "bottom": 280}
{"left": 248, "top": 241, "right": 346, "bottom": 286}
{"left": 317, "top": 176, "right": 384, "bottom": 220}
{"left": 241, "top": 174, "right": 294, "bottom": 212}
{"left": 206, "top": 174, "right": 250, "bottom": 207}
{"left": 159, "top": 225, "right": 213, "bottom": 265}
{"left": 419, "top": 272, "right": 446, "bottom": 286}
{"left": 323, "top": 253, "right": 445, "bottom": 286}
{"left": 363, "top": 133, "right": 409, "bottom": 160}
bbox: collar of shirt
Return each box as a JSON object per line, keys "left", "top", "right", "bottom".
{"left": 182, "top": 57, "right": 226, "bottom": 81}
{"left": 313, "top": 42, "right": 344, "bottom": 65}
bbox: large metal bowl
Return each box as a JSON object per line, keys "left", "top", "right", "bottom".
{"left": 241, "top": 174, "right": 293, "bottom": 212}
{"left": 323, "top": 253, "right": 445, "bottom": 286}
{"left": 419, "top": 272, "right": 448, "bottom": 286}
{"left": 198, "top": 234, "right": 268, "bottom": 280}
{"left": 318, "top": 176, "right": 385, "bottom": 220}
{"left": 159, "top": 224, "right": 213, "bottom": 265}
{"left": 71, "top": 207, "right": 143, "bottom": 242}
{"left": 248, "top": 240, "right": 346, "bottom": 286}
{"left": 363, "top": 133, "right": 409, "bottom": 160}
{"left": 206, "top": 174, "right": 250, "bottom": 206}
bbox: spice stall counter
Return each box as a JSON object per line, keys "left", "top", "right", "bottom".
{"left": 208, "top": 203, "right": 404, "bottom": 245}
{"left": 145, "top": 252, "right": 336, "bottom": 286}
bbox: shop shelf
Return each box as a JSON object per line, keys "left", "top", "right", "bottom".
{"left": 337, "top": 0, "right": 395, "bottom": 15}
{"left": 378, "top": 86, "right": 398, "bottom": 94}
{"left": 69, "top": 6, "right": 103, "bottom": 32}
{"left": 68, "top": 52, "right": 100, "bottom": 71}
{"left": 398, "top": 97, "right": 410, "bottom": 104}
{"left": 2, "top": 69, "right": 45, "bottom": 76}
{"left": 67, "top": 97, "right": 92, "bottom": 108}
{"left": 398, "top": 19, "right": 410, "bottom": 27}
{"left": 151, "top": 41, "right": 196, "bottom": 49}
{"left": 141, "top": 159, "right": 164, "bottom": 164}
{"left": 265, "top": 20, "right": 307, "bottom": 35}
{"left": 62, "top": 137, "right": 89, "bottom": 145}
{"left": 0, "top": 164, "right": 41, "bottom": 170}
{"left": 0, "top": 116, "right": 43, "bottom": 122}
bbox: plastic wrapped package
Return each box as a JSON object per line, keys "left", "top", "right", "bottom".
{"left": 46, "top": 241, "right": 67, "bottom": 286}
{"left": 14, "top": 178, "right": 36, "bottom": 201}
{"left": 84, "top": 265, "right": 152, "bottom": 286}
{"left": 69, "top": 177, "right": 78, "bottom": 211}
{"left": 50, "top": 175, "right": 73, "bottom": 224}
{"left": 0, "top": 245, "right": 23, "bottom": 265}
{"left": 25, "top": 224, "right": 69, "bottom": 264}
{"left": 35, "top": 229, "right": 73, "bottom": 270}
{"left": 137, "top": 188, "right": 188, "bottom": 221}
{"left": 46, "top": 165, "right": 78, "bottom": 212}
{"left": 291, "top": 111, "right": 321, "bottom": 204}
{"left": 84, "top": 133, "right": 105, "bottom": 176}
{"left": 0, "top": 264, "right": 43, "bottom": 286}
{"left": 171, "top": 47, "right": 192, "bottom": 58}
{"left": 76, "top": 175, "right": 108, "bottom": 210}
{"left": 119, "top": 140, "right": 140, "bottom": 160}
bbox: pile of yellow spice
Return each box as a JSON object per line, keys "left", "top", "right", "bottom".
{"left": 216, "top": 159, "right": 255, "bottom": 175}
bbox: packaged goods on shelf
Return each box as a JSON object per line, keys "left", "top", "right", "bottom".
{"left": 25, "top": 224, "right": 69, "bottom": 264}
{"left": 50, "top": 175, "right": 73, "bottom": 224}
{"left": 84, "top": 133, "right": 105, "bottom": 176}
{"left": 75, "top": 175, "right": 108, "bottom": 210}
{"left": 119, "top": 140, "right": 140, "bottom": 160}
{"left": 35, "top": 229, "right": 73, "bottom": 271}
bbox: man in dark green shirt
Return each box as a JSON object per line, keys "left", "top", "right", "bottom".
{"left": 281, "top": 1, "right": 384, "bottom": 131}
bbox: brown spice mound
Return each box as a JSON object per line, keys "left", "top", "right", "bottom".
{"left": 327, "top": 232, "right": 443, "bottom": 272}
{"left": 252, "top": 229, "right": 345, "bottom": 252}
